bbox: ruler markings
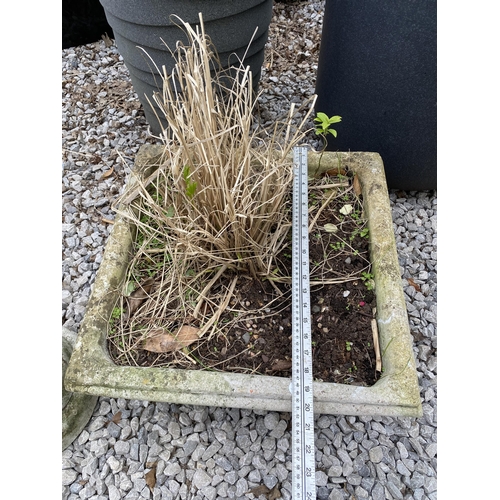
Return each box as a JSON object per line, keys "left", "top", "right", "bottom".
{"left": 291, "top": 146, "right": 316, "bottom": 500}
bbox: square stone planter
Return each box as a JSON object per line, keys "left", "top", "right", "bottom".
{"left": 65, "top": 144, "right": 422, "bottom": 417}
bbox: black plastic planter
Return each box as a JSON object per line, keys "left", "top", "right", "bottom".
{"left": 99, "top": 0, "right": 273, "bottom": 135}
{"left": 63, "top": 0, "right": 113, "bottom": 49}
{"left": 315, "top": 0, "right": 437, "bottom": 191}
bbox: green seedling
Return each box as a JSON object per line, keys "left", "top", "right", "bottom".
{"left": 361, "top": 271, "right": 375, "bottom": 291}
{"left": 345, "top": 341, "right": 353, "bottom": 352}
{"left": 330, "top": 241, "right": 345, "bottom": 251}
{"left": 351, "top": 209, "right": 361, "bottom": 221}
{"left": 313, "top": 111, "right": 342, "bottom": 174}
{"left": 314, "top": 112, "right": 342, "bottom": 138}
{"left": 111, "top": 307, "right": 124, "bottom": 320}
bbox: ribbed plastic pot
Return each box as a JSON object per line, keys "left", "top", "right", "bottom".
{"left": 99, "top": 0, "right": 273, "bottom": 135}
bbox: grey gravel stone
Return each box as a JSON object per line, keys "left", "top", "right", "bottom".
{"left": 315, "top": 470, "right": 329, "bottom": 487}
{"left": 328, "top": 488, "right": 346, "bottom": 500}
{"left": 369, "top": 446, "right": 384, "bottom": 464}
{"left": 386, "top": 481, "right": 404, "bottom": 500}
{"left": 114, "top": 440, "right": 130, "bottom": 455}
{"left": 192, "top": 469, "right": 211, "bottom": 488}
{"left": 263, "top": 412, "right": 280, "bottom": 430}
{"left": 425, "top": 442, "right": 438, "bottom": 458}
{"left": 164, "top": 462, "right": 181, "bottom": 477}
{"left": 235, "top": 477, "right": 248, "bottom": 496}
{"left": 200, "top": 485, "right": 216, "bottom": 500}
{"left": 248, "top": 468, "right": 261, "bottom": 483}
{"left": 371, "top": 482, "right": 385, "bottom": 500}
{"left": 62, "top": 468, "right": 79, "bottom": 485}
{"left": 108, "top": 484, "right": 121, "bottom": 500}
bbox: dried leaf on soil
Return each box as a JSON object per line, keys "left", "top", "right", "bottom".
{"left": 323, "top": 223, "right": 338, "bottom": 233}
{"left": 143, "top": 325, "right": 200, "bottom": 353}
{"left": 127, "top": 277, "right": 155, "bottom": 318}
{"left": 270, "top": 359, "right": 292, "bottom": 371}
{"left": 353, "top": 174, "right": 362, "bottom": 196}
{"left": 340, "top": 204, "right": 353, "bottom": 215}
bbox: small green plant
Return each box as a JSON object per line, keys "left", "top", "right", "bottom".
{"left": 314, "top": 112, "right": 342, "bottom": 139}
{"left": 349, "top": 225, "right": 369, "bottom": 242}
{"left": 313, "top": 112, "right": 342, "bottom": 174}
{"left": 330, "top": 241, "right": 346, "bottom": 251}
{"left": 345, "top": 341, "right": 353, "bottom": 352}
{"left": 361, "top": 271, "right": 375, "bottom": 291}
{"left": 111, "top": 307, "right": 123, "bottom": 320}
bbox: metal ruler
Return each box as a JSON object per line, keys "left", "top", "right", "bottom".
{"left": 291, "top": 146, "right": 316, "bottom": 500}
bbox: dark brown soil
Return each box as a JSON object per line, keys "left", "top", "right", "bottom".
{"left": 183, "top": 270, "right": 378, "bottom": 386}
{"left": 108, "top": 175, "right": 380, "bottom": 387}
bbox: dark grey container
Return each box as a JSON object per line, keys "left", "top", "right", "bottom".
{"left": 99, "top": 0, "right": 273, "bottom": 135}
{"left": 315, "top": 0, "right": 437, "bottom": 191}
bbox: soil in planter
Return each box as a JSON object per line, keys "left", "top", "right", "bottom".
{"left": 108, "top": 174, "right": 381, "bottom": 387}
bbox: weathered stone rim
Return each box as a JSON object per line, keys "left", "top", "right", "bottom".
{"left": 65, "top": 145, "right": 422, "bottom": 417}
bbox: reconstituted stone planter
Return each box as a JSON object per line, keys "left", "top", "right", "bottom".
{"left": 65, "top": 145, "right": 422, "bottom": 417}
{"left": 62, "top": 327, "right": 98, "bottom": 450}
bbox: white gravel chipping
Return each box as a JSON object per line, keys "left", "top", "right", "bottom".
{"left": 62, "top": 2, "right": 437, "bottom": 499}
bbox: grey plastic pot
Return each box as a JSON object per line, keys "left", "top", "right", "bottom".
{"left": 99, "top": 0, "right": 273, "bottom": 135}
{"left": 65, "top": 144, "right": 422, "bottom": 417}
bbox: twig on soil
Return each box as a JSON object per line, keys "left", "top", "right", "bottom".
{"left": 193, "top": 264, "right": 228, "bottom": 319}
{"left": 309, "top": 181, "right": 349, "bottom": 190}
{"left": 199, "top": 276, "right": 238, "bottom": 341}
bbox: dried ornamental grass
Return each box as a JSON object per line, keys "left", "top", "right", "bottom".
{"left": 109, "top": 15, "right": 329, "bottom": 364}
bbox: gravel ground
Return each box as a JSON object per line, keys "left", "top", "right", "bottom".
{"left": 62, "top": 2, "right": 437, "bottom": 499}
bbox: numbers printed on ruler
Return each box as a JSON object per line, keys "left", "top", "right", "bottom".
{"left": 291, "top": 146, "right": 316, "bottom": 500}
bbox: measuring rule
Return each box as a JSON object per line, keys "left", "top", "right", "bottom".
{"left": 291, "top": 146, "right": 316, "bottom": 500}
